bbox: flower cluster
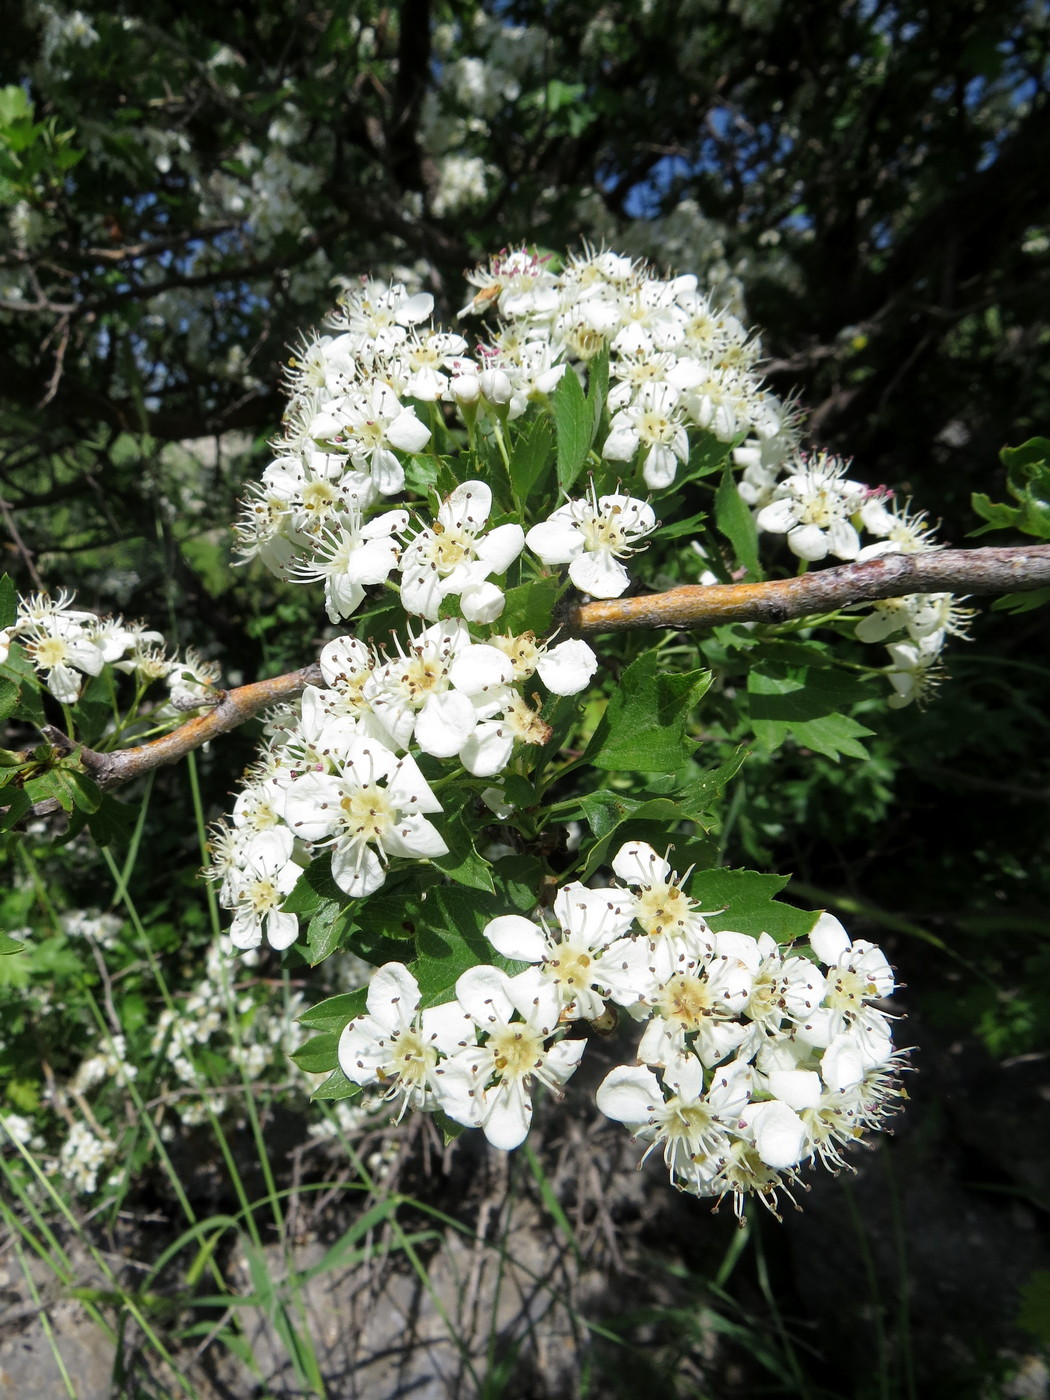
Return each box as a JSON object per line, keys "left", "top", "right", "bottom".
{"left": 236, "top": 244, "right": 783, "bottom": 583}
{"left": 207, "top": 624, "right": 598, "bottom": 949}
{"left": 335, "top": 841, "right": 904, "bottom": 1217}
{"left": 0, "top": 588, "right": 219, "bottom": 711}
{"left": 741, "top": 450, "right": 973, "bottom": 706}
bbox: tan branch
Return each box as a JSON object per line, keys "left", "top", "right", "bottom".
{"left": 567, "top": 544, "right": 1050, "bottom": 634}
{"left": 39, "top": 664, "right": 322, "bottom": 805}
{"left": 13, "top": 543, "right": 1050, "bottom": 816}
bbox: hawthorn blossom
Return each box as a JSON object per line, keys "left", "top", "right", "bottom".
{"left": 227, "top": 828, "right": 303, "bottom": 950}
{"left": 596, "top": 1055, "right": 752, "bottom": 1193}
{"left": 483, "top": 881, "right": 636, "bottom": 1021}
{"left": 399, "top": 480, "right": 525, "bottom": 622}
{"left": 526, "top": 488, "right": 658, "bottom": 598}
{"left": 288, "top": 509, "right": 406, "bottom": 621}
{"left": 611, "top": 841, "right": 715, "bottom": 967}
{"left": 337, "top": 962, "right": 474, "bottom": 1116}
{"left": 281, "top": 737, "right": 447, "bottom": 898}
{"left": 603, "top": 382, "right": 690, "bottom": 488}
{"left": 310, "top": 383, "right": 431, "bottom": 495}
{"left": 364, "top": 621, "right": 513, "bottom": 760}
{"left": 20, "top": 619, "right": 105, "bottom": 703}
{"left": 755, "top": 453, "right": 866, "bottom": 561}
{"left": 444, "top": 966, "right": 586, "bottom": 1150}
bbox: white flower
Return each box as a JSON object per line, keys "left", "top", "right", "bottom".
{"left": 631, "top": 937, "right": 756, "bottom": 1068}
{"left": 337, "top": 963, "right": 473, "bottom": 1116}
{"left": 535, "top": 638, "right": 599, "bottom": 694}
{"left": 21, "top": 620, "right": 105, "bottom": 703}
{"left": 611, "top": 841, "right": 715, "bottom": 966}
{"left": 312, "top": 384, "right": 431, "bottom": 495}
{"left": 793, "top": 914, "right": 896, "bottom": 1054}
{"left": 883, "top": 637, "right": 945, "bottom": 709}
{"left": 281, "top": 737, "right": 447, "bottom": 898}
{"left": 755, "top": 453, "right": 865, "bottom": 561}
{"left": 596, "top": 1055, "right": 753, "bottom": 1192}
{"left": 603, "top": 382, "right": 690, "bottom": 488}
{"left": 288, "top": 510, "right": 406, "bottom": 621}
{"left": 227, "top": 828, "right": 303, "bottom": 950}
{"left": 856, "top": 500, "right": 941, "bottom": 557}
{"left": 526, "top": 488, "right": 657, "bottom": 598}
{"left": 483, "top": 881, "right": 635, "bottom": 1021}
{"left": 364, "top": 621, "right": 512, "bottom": 758}
{"left": 399, "top": 480, "right": 525, "bottom": 621}
{"left": 446, "top": 966, "right": 586, "bottom": 1150}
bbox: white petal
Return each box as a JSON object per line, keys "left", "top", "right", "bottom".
{"left": 484, "top": 914, "right": 545, "bottom": 963}
{"left": 265, "top": 910, "right": 299, "bottom": 950}
{"left": 787, "top": 523, "right": 830, "bottom": 561}
{"left": 536, "top": 639, "right": 598, "bottom": 695}
{"left": 595, "top": 1065, "right": 663, "bottom": 1125}
{"left": 482, "top": 1079, "right": 533, "bottom": 1150}
{"left": 458, "top": 581, "right": 506, "bottom": 624}
{"left": 448, "top": 645, "right": 514, "bottom": 694}
{"left": 749, "top": 1100, "right": 806, "bottom": 1169}
{"left": 568, "top": 552, "right": 630, "bottom": 598}
{"left": 525, "top": 518, "right": 583, "bottom": 565}
{"left": 602, "top": 426, "right": 639, "bottom": 462}
{"left": 330, "top": 844, "right": 386, "bottom": 898}
{"left": 475, "top": 522, "right": 525, "bottom": 573}
{"left": 383, "top": 814, "right": 449, "bottom": 860}
{"left": 766, "top": 1068, "right": 822, "bottom": 1111}
{"left": 456, "top": 964, "right": 514, "bottom": 1025}
{"left": 386, "top": 409, "right": 431, "bottom": 453}
{"left": 443, "top": 480, "right": 492, "bottom": 530}
{"left": 414, "top": 691, "right": 477, "bottom": 758}
{"left": 809, "top": 912, "right": 851, "bottom": 966}
{"left": 365, "top": 962, "right": 421, "bottom": 1027}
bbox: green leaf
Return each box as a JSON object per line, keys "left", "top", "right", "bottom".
{"left": 714, "top": 461, "right": 763, "bottom": 579}
{"left": 990, "top": 586, "right": 1050, "bottom": 615}
{"left": 552, "top": 365, "right": 591, "bottom": 493}
{"left": 658, "top": 508, "right": 710, "bottom": 541}
{"left": 573, "top": 752, "right": 745, "bottom": 878}
{"left": 586, "top": 345, "right": 609, "bottom": 449}
{"left": 0, "top": 574, "right": 16, "bottom": 629}
{"left": 692, "top": 867, "right": 818, "bottom": 943}
{"left": 430, "top": 789, "right": 495, "bottom": 893}
{"left": 296, "top": 988, "right": 368, "bottom": 1033}
{"left": 0, "top": 933, "right": 25, "bottom": 956}
{"left": 86, "top": 793, "right": 136, "bottom": 847}
{"left": 67, "top": 770, "right": 102, "bottom": 813}
{"left": 0, "top": 788, "right": 32, "bottom": 831}
{"left": 310, "top": 1066, "right": 361, "bottom": 1102}
{"left": 0, "top": 86, "right": 33, "bottom": 126}
{"left": 24, "top": 771, "right": 74, "bottom": 812}
{"left": 499, "top": 576, "right": 561, "bottom": 637}
{"left": 1, "top": 644, "right": 45, "bottom": 725}
{"left": 283, "top": 854, "right": 343, "bottom": 916}
{"left": 970, "top": 437, "right": 1050, "bottom": 539}
{"left": 305, "top": 901, "right": 350, "bottom": 965}
{"left": 290, "top": 1032, "right": 339, "bottom": 1074}
{"left": 1017, "top": 1270, "right": 1050, "bottom": 1343}
{"left": 748, "top": 665, "right": 874, "bottom": 760}
{"left": 0, "top": 676, "right": 19, "bottom": 721}
{"left": 585, "top": 652, "right": 711, "bottom": 772}
{"left": 489, "top": 854, "right": 546, "bottom": 912}
{"left": 508, "top": 416, "right": 555, "bottom": 510}
{"left": 409, "top": 887, "right": 515, "bottom": 1006}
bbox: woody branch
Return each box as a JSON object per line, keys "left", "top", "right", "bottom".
{"left": 24, "top": 543, "right": 1050, "bottom": 805}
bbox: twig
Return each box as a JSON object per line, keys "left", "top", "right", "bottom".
{"left": 567, "top": 544, "right": 1050, "bottom": 634}
{"left": 8, "top": 544, "right": 1050, "bottom": 814}
{"left": 0, "top": 497, "right": 45, "bottom": 591}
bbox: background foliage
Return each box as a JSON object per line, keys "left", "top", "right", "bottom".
{"left": 2, "top": 2, "right": 1049, "bottom": 1397}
